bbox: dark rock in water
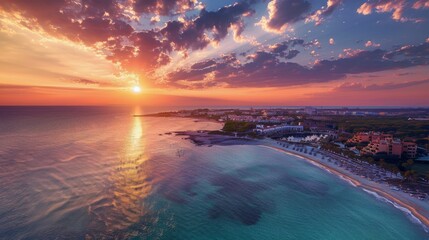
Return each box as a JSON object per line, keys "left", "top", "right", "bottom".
{"left": 187, "top": 191, "right": 198, "bottom": 197}
{"left": 208, "top": 197, "right": 264, "bottom": 225}
{"left": 207, "top": 173, "right": 273, "bottom": 225}
{"left": 208, "top": 207, "right": 222, "bottom": 219}
{"left": 237, "top": 204, "right": 262, "bottom": 225}
{"left": 158, "top": 157, "right": 216, "bottom": 204}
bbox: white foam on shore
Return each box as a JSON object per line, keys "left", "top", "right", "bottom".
{"left": 362, "top": 188, "right": 429, "bottom": 232}
{"left": 284, "top": 150, "right": 336, "bottom": 176}
{"left": 338, "top": 175, "right": 358, "bottom": 187}
{"left": 263, "top": 144, "right": 429, "bottom": 232}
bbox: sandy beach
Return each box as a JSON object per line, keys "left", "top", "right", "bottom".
{"left": 180, "top": 131, "right": 429, "bottom": 231}
{"left": 259, "top": 141, "right": 429, "bottom": 231}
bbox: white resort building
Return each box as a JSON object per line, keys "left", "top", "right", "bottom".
{"left": 254, "top": 124, "right": 304, "bottom": 135}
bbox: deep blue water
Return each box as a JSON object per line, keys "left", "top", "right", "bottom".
{"left": 0, "top": 106, "right": 428, "bottom": 239}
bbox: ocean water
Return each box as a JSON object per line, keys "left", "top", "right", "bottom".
{"left": 0, "top": 106, "right": 428, "bottom": 239}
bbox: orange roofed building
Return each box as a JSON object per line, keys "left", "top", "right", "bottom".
{"left": 347, "top": 132, "right": 393, "bottom": 144}
{"left": 350, "top": 132, "right": 417, "bottom": 159}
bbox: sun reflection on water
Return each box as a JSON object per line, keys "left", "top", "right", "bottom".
{"left": 88, "top": 111, "right": 156, "bottom": 237}
{"left": 112, "top": 117, "right": 151, "bottom": 221}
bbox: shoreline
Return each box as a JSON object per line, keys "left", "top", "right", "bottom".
{"left": 258, "top": 143, "right": 429, "bottom": 231}
{"left": 177, "top": 130, "right": 429, "bottom": 231}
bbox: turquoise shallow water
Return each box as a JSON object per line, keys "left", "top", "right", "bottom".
{"left": 0, "top": 107, "right": 428, "bottom": 239}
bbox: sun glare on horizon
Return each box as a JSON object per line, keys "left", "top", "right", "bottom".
{"left": 132, "top": 86, "right": 141, "bottom": 93}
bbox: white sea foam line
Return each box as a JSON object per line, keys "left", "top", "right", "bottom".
{"left": 362, "top": 188, "right": 429, "bottom": 232}
{"left": 262, "top": 144, "right": 429, "bottom": 232}
{"left": 304, "top": 158, "right": 358, "bottom": 188}
{"left": 338, "top": 175, "right": 358, "bottom": 187}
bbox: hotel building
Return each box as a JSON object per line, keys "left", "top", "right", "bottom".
{"left": 351, "top": 132, "right": 417, "bottom": 159}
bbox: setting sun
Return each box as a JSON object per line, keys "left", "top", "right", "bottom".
{"left": 132, "top": 86, "right": 141, "bottom": 93}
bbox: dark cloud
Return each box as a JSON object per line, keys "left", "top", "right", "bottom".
{"left": 160, "top": 1, "right": 256, "bottom": 53}
{"left": 73, "top": 78, "right": 100, "bottom": 85}
{"left": 0, "top": 0, "right": 132, "bottom": 44}
{"left": 133, "top": 0, "right": 199, "bottom": 16}
{"left": 353, "top": 74, "right": 382, "bottom": 78}
{"left": 335, "top": 79, "right": 429, "bottom": 91}
{"left": 168, "top": 46, "right": 341, "bottom": 88}
{"left": 81, "top": 0, "right": 119, "bottom": 17}
{"left": 167, "top": 41, "right": 429, "bottom": 88}
{"left": 314, "top": 43, "right": 429, "bottom": 74}
{"left": 306, "top": 0, "right": 342, "bottom": 25}
{"left": 104, "top": 30, "right": 168, "bottom": 72}
{"left": 2, "top": 0, "right": 428, "bottom": 90}
{"left": 385, "top": 42, "right": 429, "bottom": 58}
{"left": 270, "top": 39, "right": 304, "bottom": 52}
{"left": 259, "top": 0, "right": 311, "bottom": 32}
{"left": 0, "top": 0, "right": 258, "bottom": 72}
{"left": 79, "top": 17, "right": 133, "bottom": 44}
{"left": 315, "top": 49, "right": 408, "bottom": 74}
{"left": 259, "top": 0, "right": 342, "bottom": 31}
{"left": 191, "top": 60, "right": 217, "bottom": 70}
{"left": 321, "top": 0, "right": 342, "bottom": 16}
{"left": 119, "top": 1, "right": 257, "bottom": 71}
{"left": 167, "top": 39, "right": 309, "bottom": 87}
{"left": 283, "top": 49, "right": 300, "bottom": 59}
{"left": 268, "top": 39, "right": 304, "bottom": 59}
{"left": 396, "top": 72, "right": 414, "bottom": 76}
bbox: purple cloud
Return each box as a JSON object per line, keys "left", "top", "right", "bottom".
{"left": 167, "top": 41, "right": 429, "bottom": 88}
{"left": 0, "top": 0, "right": 258, "bottom": 72}
{"left": 306, "top": 0, "right": 342, "bottom": 25}
{"left": 133, "top": 0, "right": 201, "bottom": 16}
{"left": 258, "top": 0, "right": 311, "bottom": 33}
{"left": 335, "top": 79, "right": 429, "bottom": 91}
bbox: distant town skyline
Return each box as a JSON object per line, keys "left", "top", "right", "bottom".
{"left": 1, "top": 0, "right": 429, "bottom": 106}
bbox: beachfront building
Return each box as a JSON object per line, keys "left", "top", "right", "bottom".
{"left": 225, "top": 114, "right": 293, "bottom": 124}
{"left": 361, "top": 139, "right": 403, "bottom": 157}
{"left": 283, "top": 134, "right": 328, "bottom": 143}
{"left": 225, "top": 114, "right": 258, "bottom": 122}
{"left": 348, "top": 132, "right": 371, "bottom": 143}
{"left": 254, "top": 124, "right": 304, "bottom": 135}
{"left": 403, "top": 141, "right": 417, "bottom": 158}
{"left": 347, "top": 132, "right": 393, "bottom": 144}
{"left": 356, "top": 132, "right": 418, "bottom": 158}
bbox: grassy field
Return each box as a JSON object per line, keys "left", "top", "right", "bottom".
{"left": 222, "top": 121, "right": 256, "bottom": 133}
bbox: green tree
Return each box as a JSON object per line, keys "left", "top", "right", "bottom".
{"left": 222, "top": 121, "right": 255, "bottom": 133}
{"left": 404, "top": 170, "right": 417, "bottom": 181}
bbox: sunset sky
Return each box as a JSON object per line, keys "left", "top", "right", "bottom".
{"left": 1, "top": 0, "right": 429, "bottom": 106}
